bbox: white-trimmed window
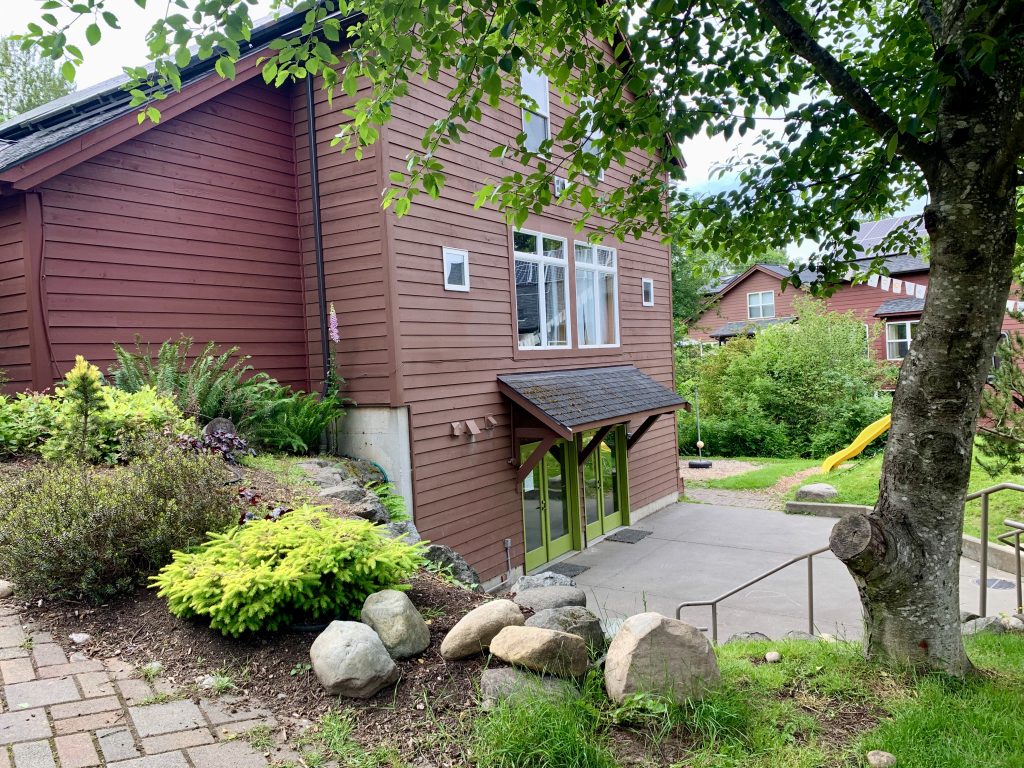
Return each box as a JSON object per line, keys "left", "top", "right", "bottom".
{"left": 442, "top": 247, "right": 470, "bottom": 292}
{"left": 886, "top": 320, "right": 919, "bottom": 360}
{"left": 575, "top": 242, "right": 618, "bottom": 347}
{"left": 520, "top": 68, "right": 550, "bottom": 152}
{"left": 579, "top": 97, "right": 605, "bottom": 181}
{"left": 747, "top": 290, "right": 775, "bottom": 319}
{"left": 641, "top": 278, "right": 654, "bottom": 307}
{"left": 514, "top": 230, "right": 570, "bottom": 349}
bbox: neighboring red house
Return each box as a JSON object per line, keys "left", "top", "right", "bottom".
{"left": 690, "top": 216, "right": 1023, "bottom": 364}
{"left": 0, "top": 11, "right": 684, "bottom": 587}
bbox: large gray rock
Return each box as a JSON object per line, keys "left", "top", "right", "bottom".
{"left": 1001, "top": 616, "right": 1024, "bottom": 632}
{"left": 511, "top": 572, "right": 575, "bottom": 594}
{"left": 479, "top": 667, "right": 577, "bottom": 709}
{"left": 319, "top": 482, "right": 371, "bottom": 504}
{"left": 489, "top": 626, "right": 589, "bottom": 678}
{"left": 424, "top": 544, "right": 482, "bottom": 591}
{"left": 309, "top": 621, "right": 399, "bottom": 698}
{"left": 348, "top": 495, "right": 391, "bottom": 525}
{"left": 725, "top": 631, "right": 771, "bottom": 643}
{"left": 962, "top": 616, "right": 1005, "bottom": 636}
{"left": 783, "top": 630, "right": 819, "bottom": 641}
{"left": 960, "top": 610, "right": 980, "bottom": 624}
{"left": 440, "top": 600, "right": 524, "bottom": 660}
{"left": 298, "top": 457, "right": 386, "bottom": 488}
{"left": 866, "top": 751, "right": 897, "bottom": 768}
{"left": 0, "top": 580, "right": 14, "bottom": 599}
{"left": 794, "top": 483, "right": 838, "bottom": 501}
{"left": 526, "top": 606, "right": 604, "bottom": 652}
{"left": 513, "top": 586, "right": 587, "bottom": 612}
{"left": 203, "top": 417, "right": 237, "bottom": 436}
{"left": 384, "top": 520, "right": 421, "bottom": 544}
{"left": 604, "top": 612, "right": 720, "bottom": 704}
{"left": 360, "top": 590, "right": 431, "bottom": 659}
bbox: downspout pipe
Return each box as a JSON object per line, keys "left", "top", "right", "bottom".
{"left": 305, "top": 75, "right": 331, "bottom": 394}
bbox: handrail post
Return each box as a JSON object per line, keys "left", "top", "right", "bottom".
{"left": 807, "top": 554, "right": 815, "bottom": 636}
{"left": 711, "top": 604, "right": 718, "bottom": 645}
{"left": 980, "top": 493, "right": 989, "bottom": 617}
{"left": 1015, "top": 531, "right": 1022, "bottom": 615}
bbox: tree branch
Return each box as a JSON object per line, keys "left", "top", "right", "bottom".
{"left": 918, "top": 0, "right": 944, "bottom": 45}
{"left": 752, "top": 0, "right": 936, "bottom": 175}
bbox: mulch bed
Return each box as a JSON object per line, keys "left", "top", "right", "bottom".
{"left": 22, "top": 571, "right": 489, "bottom": 766}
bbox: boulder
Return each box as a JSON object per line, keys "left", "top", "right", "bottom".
{"left": 479, "top": 667, "right": 577, "bottom": 709}
{"left": 384, "top": 520, "right": 421, "bottom": 544}
{"left": 310, "top": 621, "right": 399, "bottom": 698}
{"left": 440, "top": 600, "right": 524, "bottom": 660}
{"left": 604, "top": 612, "right": 720, "bottom": 704}
{"left": 360, "top": 590, "right": 431, "bottom": 659}
{"left": 298, "top": 458, "right": 386, "bottom": 489}
{"left": 962, "top": 616, "right": 1005, "bottom": 636}
{"left": 959, "top": 610, "right": 980, "bottom": 624}
{"left": 782, "top": 630, "right": 819, "bottom": 641}
{"left": 794, "top": 483, "right": 838, "bottom": 501}
{"left": 489, "top": 626, "right": 589, "bottom": 678}
{"left": 318, "top": 482, "right": 371, "bottom": 504}
{"left": 526, "top": 606, "right": 605, "bottom": 652}
{"left": 511, "top": 572, "right": 575, "bottom": 594}
{"left": 725, "top": 631, "right": 770, "bottom": 643}
{"left": 203, "top": 417, "right": 237, "bottom": 436}
{"left": 0, "top": 580, "right": 14, "bottom": 599}
{"left": 867, "top": 751, "right": 897, "bottom": 768}
{"left": 424, "top": 544, "right": 482, "bottom": 591}
{"left": 1001, "top": 616, "right": 1024, "bottom": 632}
{"left": 348, "top": 495, "right": 391, "bottom": 525}
{"left": 513, "top": 586, "right": 587, "bottom": 612}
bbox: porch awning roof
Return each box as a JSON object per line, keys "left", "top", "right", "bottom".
{"left": 497, "top": 365, "right": 688, "bottom": 440}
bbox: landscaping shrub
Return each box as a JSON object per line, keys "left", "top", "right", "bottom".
{"left": 0, "top": 439, "right": 239, "bottom": 601}
{"left": 369, "top": 482, "right": 410, "bottom": 522}
{"left": 240, "top": 390, "right": 345, "bottom": 454}
{"left": 152, "top": 506, "right": 424, "bottom": 636}
{"left": 678, "top": 299, "right": 895, "bottom": 458}
{"left": 0, "top": 359, "right": 189, "bottom": 464}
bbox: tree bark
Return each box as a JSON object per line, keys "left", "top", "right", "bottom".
{"left": 830, "top": 74, "right": 1021, "bottom": 673}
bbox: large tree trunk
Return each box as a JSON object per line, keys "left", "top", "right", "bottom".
{"left": 830, "top": 87, "right": 1020, "bottom": 675}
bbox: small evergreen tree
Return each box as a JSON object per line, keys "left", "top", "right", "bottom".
{"left": 976, "top": 331, "right": 1024, "bottom": 477}
{"left": 61, "top": 356, "right": 107, "bottom": 462}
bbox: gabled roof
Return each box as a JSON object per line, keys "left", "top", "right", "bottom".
{"left": 701, "top": 263, "right": 793, "bottom": 295}
{"left": 0, "top": 10, "right": 362, "bottom": 186}
{"left": 708, "top": 316, "right": 797, "bottom": 339}
{"left": 497, "top": 365, "right": 687, "bottom": 439}
{"left": 874, "top": 298, "right": 925, "bottom": 317}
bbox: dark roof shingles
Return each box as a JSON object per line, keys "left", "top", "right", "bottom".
{"left": 497, "top": 365, "right": 686, "bottom": 433}
{"left": 874, "top": 298, "right": 925, "bottom": 316}
{"left": 708, "top": 316, "right": 797, "bottom": 338}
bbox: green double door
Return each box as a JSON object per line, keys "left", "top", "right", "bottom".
{"left": 521, "top": 426, "right": 627, "bottom": 572}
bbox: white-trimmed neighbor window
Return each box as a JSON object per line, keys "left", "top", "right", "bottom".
{"left": 520, "top": 68, "right": 550, "bottom": 152}
{"left": 514, "top": 230, "right": 570, "bottom": 349}
{"left": 442, "top": 247, "right": 470, "bottom": 292}
{"left": 579, "top": 97, "right": 604, "bottom": 181}
{"left": 575, "top": 242, "right": 618, "bottom": 347}
{"left": 747, "top": 290, "right": 775, "bottom": 319}
{"left": 886, "top": 320, "right": 919, "bottom": 360}
{"left": 641, "top": 278, "right": 654, "bottom": 307}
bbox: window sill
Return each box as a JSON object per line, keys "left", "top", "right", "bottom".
{"left": 513, "top": 345, "right": 628, "bottom": 362}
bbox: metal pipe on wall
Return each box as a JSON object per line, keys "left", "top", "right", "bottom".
{"left": 305, "top": 75, "right": 331, "bottom": 393}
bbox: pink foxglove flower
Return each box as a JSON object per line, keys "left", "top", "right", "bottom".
{"left": 328, "top": 302, "right": 340, "bottom": 343}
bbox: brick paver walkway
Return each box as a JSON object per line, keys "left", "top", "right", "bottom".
{"left": 0, "top": 604, "right": 300, "bottom": 767}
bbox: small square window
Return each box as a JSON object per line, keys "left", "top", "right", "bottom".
{"left": 442, "top": 247, "right": 470, "bottom": 292}
{"left": 641, "top": 278, "right": 654, "bottom": 307}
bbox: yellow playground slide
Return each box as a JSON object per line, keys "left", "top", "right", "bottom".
{"left": 821, "top": 414, "right": 892, "bottom": 473}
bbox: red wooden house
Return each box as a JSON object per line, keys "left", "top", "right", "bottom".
{"left": 690, "top": 216, "right": 1024, "bottom": 364}
{"left": 0, "top": 11, "right": 685, "bottom": 588}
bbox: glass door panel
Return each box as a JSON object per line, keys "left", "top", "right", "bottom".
{"left": 521, "top": 444, "right": 546, "bottom": 570}
{"left": 545, "top": 445, "right": 573, "bottom": 559}
{"left": 583, "top": 427, "right": 626, "bottom": 540}
{"left": 521, "top": 440, "right": 576, "bottom": 571}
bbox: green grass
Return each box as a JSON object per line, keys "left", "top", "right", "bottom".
{"left": 795, "top": 452, "right": 1024, "bottom": 543}
{"left": 685, "top": 458, "right": 819, "bottom": 491}
{"left": 239, "top": 453, "right": 316, "bottom": 487}
{"left": 297, "top": 710, "right": 408, "bottom": 768}
{"left": 470, "top": 634, "right": 1024, "bottom": 768}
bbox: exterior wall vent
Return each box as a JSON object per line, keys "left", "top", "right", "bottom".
{"left": 553, "top": 176, "right": 568, "bottom": 197}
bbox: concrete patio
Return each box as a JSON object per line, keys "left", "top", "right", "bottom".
{"left": 562, "top": 500, "right": 1021, "bottom": 641}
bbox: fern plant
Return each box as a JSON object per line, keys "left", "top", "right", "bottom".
{"left": 110, "top": 336, "right": 283, "bottom": 425}
{"left": 239, "top": 391, "right": 345, "bottom": 454}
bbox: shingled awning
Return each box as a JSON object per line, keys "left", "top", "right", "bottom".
{"left": 874, "top": 297, "right": 925, "bottom": 316}
{"left": 497, "top": 365, "right": 688, "bottom": 441}
{"left": 708, "top": 316, "right": 796, "bottom": 339}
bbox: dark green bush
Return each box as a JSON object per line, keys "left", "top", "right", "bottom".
{"left": 152, "top": 506, "right": 424, "bottom": 636}
{"left": 240, "top": 390, "right": 345, "bottom": 454}
{"left": 0, "top": 440, "right": 239, "bottom": 601}
{"left": 678, "top": 299, "right": 895, "bottom": 458}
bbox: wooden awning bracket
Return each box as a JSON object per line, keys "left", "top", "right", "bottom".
{"left": 578, "top": 424, "right": 613, "bottom": 464}
{"left": 516, "top": 435, "right": 556, "bottom": 486}
{"left": 626, "top": 414, "right": 660, "bottom": 453}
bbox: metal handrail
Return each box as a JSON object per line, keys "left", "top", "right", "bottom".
{"left": 965, "top": 483, "right": 1024, "bottom": 616}
{"left": 996, "top": 519, "right": 1024, "bottom": 613}
{"left": 675, "top": 545, "right": 829, "bottom": 644}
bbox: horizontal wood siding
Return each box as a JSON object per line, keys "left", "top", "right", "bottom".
{"left": 293, "top": 78, "right": 393, "bottom": 403}
{"left": 0, "top": 195, "right": 29, "bottom": 392}
{"left": 37, "top": 80, "right": 308, "bottom": 387}
{"left": 690, "top": 269, "right": 802, "bottom": 342}
{"left": 387, "top": 65, "right": 677, "bottom": 581}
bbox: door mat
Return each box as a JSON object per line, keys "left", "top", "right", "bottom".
{"left": 544, "top": 562, "right": 590, "bottom": 578}
{"left": 604, "top": 528, "right": 653, "bottom": 544}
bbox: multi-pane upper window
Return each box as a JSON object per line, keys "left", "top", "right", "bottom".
{"left": 575, "top": 243, "right": 618, "bottom": 347}
{"left": 520, "top": 68, "right": 550, "bottom": 153}
{"left": 886, "top": 320, "right": 919, "bottom": 360}
{"left": 747, "top": 290, "right": 775, "bottom": 319}
{"left": 514, "top": 231, "right": 570, "bottom": 349}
